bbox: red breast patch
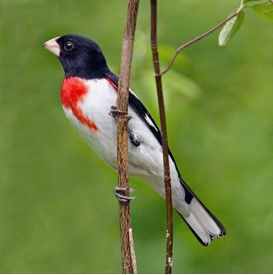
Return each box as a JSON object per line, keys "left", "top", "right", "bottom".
{"left": 61, "top": 77, "right": 98, "bottom": 132}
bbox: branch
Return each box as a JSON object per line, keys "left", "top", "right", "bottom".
{"left": 116, "top": 0, "right": 139, "bottom": 273}
{"left": 150, "top": 0, "right": 173, "bottom": 273}
{"left": 160, "top": 9, "right": 242, "bottom": 76}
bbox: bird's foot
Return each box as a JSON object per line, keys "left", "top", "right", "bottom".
{"left": 109, "top": 106, "right": 132, "bottom": 120}
{"left": 114, "top": 186, "right": 135, "bottom": 202}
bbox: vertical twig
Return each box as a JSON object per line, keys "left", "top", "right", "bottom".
{"left": 150, "top": 0, "right": 173, "bottom": 273}
{"left": 116, "top": 0, "right": 139, "bottom": 273}
{"left": 129, "top": 228, "right": 137, "bottom": 274}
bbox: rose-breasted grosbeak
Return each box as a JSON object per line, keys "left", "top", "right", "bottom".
{"left": 43, "top": 34, "right": 226, "bottom": 246}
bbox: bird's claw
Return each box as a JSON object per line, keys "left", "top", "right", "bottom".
{"left": 114, "top": 186, "right": 135, "bottom": 202}
{"left": 109, "top": 106, "right": 132, "bottom": 120}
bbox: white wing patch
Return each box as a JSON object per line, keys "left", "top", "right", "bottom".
{"left": 144, "top": 113, "right": 158, "bottom": 131}
{"left": 129, "top": 89, "right": 139, "bottom": 99}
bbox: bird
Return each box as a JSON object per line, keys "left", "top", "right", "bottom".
{"left": 43, "top": 34, "right": 226, "bottom": 246}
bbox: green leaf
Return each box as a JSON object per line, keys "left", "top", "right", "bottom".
{"left": 253, "top": 2, "right": 273, "bottom": 22}
{"left": 218, "top": 11, "right": 245, "bottom": 46}
{"left": 243, "top": 0, "right": 269, "bottom": 7}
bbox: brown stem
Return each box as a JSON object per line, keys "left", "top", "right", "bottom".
{"left": 116, "top": 0, "right": 139, "bottom": 273}
{"left": 160, "top": 10, "right": 241, "bottom": 76}
{"left": 150, "top": 0, "right": 173, "bottom": 273}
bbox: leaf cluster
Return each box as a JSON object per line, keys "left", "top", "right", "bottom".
{"left": 219, "top": 0, "right": 273, "bottom": 46}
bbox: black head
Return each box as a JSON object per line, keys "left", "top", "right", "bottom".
{"left": 43, "top": 34, "right": 110, "bottom": 79}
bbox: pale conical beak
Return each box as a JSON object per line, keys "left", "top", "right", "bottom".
{"left": 43, "top": 36, "right": 61, "bottom": 57}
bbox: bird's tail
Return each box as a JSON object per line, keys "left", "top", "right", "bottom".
{"left": 177, "top": 178, "right": 226, "bottom": 246}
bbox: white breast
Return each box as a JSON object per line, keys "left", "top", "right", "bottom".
{"left": 63, "top": 78, "right": 118, "bottom": 167}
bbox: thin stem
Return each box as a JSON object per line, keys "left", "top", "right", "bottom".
{"left": 160, "top": 10, "right": 242, "bottom": 76}
{"left": 150, "top": 0, "right": 173, "bottom": 273}
{"left": 116, "top": 0, "right": 139, "bottom": 273}
{"left": 129, "top": 228, "right": 137, "bottom": 274}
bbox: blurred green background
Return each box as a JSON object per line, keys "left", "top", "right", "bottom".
{"left": 1, "top": 0, "right": 273, "bottom": 273}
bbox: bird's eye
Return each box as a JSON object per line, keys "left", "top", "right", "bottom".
{"left": 64, "top": 41, "right": 75, "bottom": 52}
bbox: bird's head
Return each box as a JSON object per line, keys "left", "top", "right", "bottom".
{"left": 43, "top": 34, "right": 109, "bottom": 79}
